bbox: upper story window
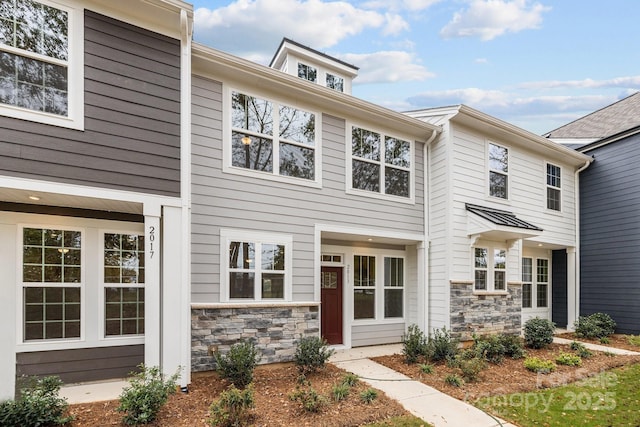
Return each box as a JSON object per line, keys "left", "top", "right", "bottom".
{"left": 326, "top": 73, "right": 343, "bottom": 92}
{"left": 546, "top": 163, "right": 561, "bottom": 211}
{"left": 230, "top": 90, "right": 318, "bottom": 184}
{"left": 488, "top": 142, "right": 508, "bottom": 199}
{"left": 297, "top": 62, "right": 317, "bottom": 83}
{"left": 0, "top": 0, "right": 82, "bottom": 129}
{"left": 474, "top": 245, "right": 507, "bottom": 292}
{"left": 349, "top": 125, "right": 413, "bottom": 200}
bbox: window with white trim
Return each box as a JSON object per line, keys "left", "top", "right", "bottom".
{"left": 103, "top": 233, "right": 145, "bottom": 337}
{"left": 522, "top": 257, "right": 549, "bottom": 309}
{"left": 297, "top": 62, "right": 317, "bottom": 82}
{"left": 474, "top": 246, "right": 507, "bottom": 292}
{"left": 522, "top": 257, "right": 532, "bottom": 308}
{"left": 384, "top": 257, "right": 403, "bottom": 318}
{"left": 488, "top": 142, "right": 508, "bottom": 199}
{"left": 326, "top": 73, "right": 343, "bottom": 92}
{"left": 354, "top": 255, "right": 375, "bottom": 319}
{"left": 350, "top": 125, "right": 412, "bottom": 198}
{"left": 546, "top": 163, "right": 561, "bottom": 211}
{"left": 221, "top": 230, "right": 292, "bottom": 301}
{"left": 230, "top": 90, "right": 317, "bottom": 182}
{"left": 536, "top": 258, "right": 549, "bottom": 308}
{"left": 22, "top": 227, "right": 82, "bottom": 341}
{"left": 353, "top": 253, "right": 405, "bottom": 321}
{"left": 0, "top": 0, "right": 82, "bottom": 128}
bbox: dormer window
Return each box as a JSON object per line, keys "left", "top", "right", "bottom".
{"left": 297, "top": 63, "right": 317, "bottom": 83}
{"left": 326, "top": 73, "right": 344, "bottom": 92}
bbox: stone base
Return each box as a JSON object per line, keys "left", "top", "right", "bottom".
{"left": 191, "top": 305, "right": 319, "bottom": 372}
{"left": 450, "top": 282, "right": 522, "bottom": 341}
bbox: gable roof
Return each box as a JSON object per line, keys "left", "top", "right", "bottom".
{"left": 544, "top": 92, "right": 640, "bottom": 140}
{"left": 269, "top": 37, "right": 359, "bottom": 74}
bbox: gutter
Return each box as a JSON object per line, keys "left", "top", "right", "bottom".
{"left": 572, "top": 157, "right": 593, "bottom": 329}
{"left": 423, "top": 129, "right": 438, "bottom": 332}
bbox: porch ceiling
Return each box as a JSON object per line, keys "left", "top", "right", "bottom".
{"left": 321, "top": 231, "right": 421, "bottom": 246}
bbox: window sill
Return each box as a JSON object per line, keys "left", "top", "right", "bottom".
{"left": 352, "top": 318, "right": 405, "bottom": 326}
{"left": 472, "top": 290, "right": 509, "bottom": 296}
{"left": 346, "top": 188, "right": 415, "bottom": 205}
{"left": 1, "top": 102, "right": 84, "bottom": 131}
{"left": 223, "top": 164, "right": 322, "bottom": 189}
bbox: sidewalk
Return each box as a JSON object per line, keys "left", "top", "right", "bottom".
{"left": 330, "top": 345, "right": 517, "bottom": 427}
{"left": 553, "top": 337, "right": 640, "bottom": 355}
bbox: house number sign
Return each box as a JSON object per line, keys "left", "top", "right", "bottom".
{"left": 149, "top": 225, "right": 156, "bottom": 259}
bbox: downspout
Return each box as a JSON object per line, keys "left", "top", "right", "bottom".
{"left": 423, "top": 128, "right": 438, "bottom": 333}
{"left": 573, "top": 158, "right": 592, "bottom": 329}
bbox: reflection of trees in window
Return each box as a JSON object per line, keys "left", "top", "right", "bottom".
{"left": 297, "top": 63, "right": 317, "bottom": 82}
{"left": 231, "top": 91, "right": 316, "bottom": 180}
{"left": 326, "top": 73, "right": 344, "bottom": 92}
{"left": 489, "top": 143, "right": 508, "bottom": 199}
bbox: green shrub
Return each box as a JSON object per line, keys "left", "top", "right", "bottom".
{"left": 499, "top": 334, "right": 526, "bottom": 359}
{"left": 0, "top": 376, "right": 72, "bottom": 427}
{"left": 627, "top": 335, "right": 640, "bottom": 347}
{"left": 444, "top": 374, "right": 463, "bottom": 387}
{"left": 600, "top": 336, "right": 610, "bottom": 344}
{"left": 209, "top": 385, "right": 255, "bottom": 427}
{"left": 214, "top": 341, "right": 261, "bottom": 389}
{"left": 342, "top": 373, "right": 359, "bottom": 387}
{"left": 331, "top": 383, "right": 350, "bottom": 402}
{"left": 419, "top": 363, "right": 434, "bottom": 374}
{"left": 294, "top": 336, "right": 335, "bottom": 375}
{"left": 556, "top": 352, "right": 582, "bottom": 367}
{"left": 360, "top": 388, "right": 378, "bottom": 404}
{"left": 427, "top": 327, "right": 459, "bottom": 362}
{"left": 570, "top": 341, "right": 593, "bottom": 358}
{"left": 523, "top": 318, "right": 555, "bottom": 349}
{"left": 458, "top": 357, "right": 486, "bottom": 382}
{"left": 574, "top": 312, "right": 616, "bottom": 339}
{"left": 402, "top": 324, "right": 428, "bottom": 364}
{"left": 473, "top": 334, "right": 525, "bottom": 363}
{"left": 289, "top": 386, "right": 326, "bottom": 413}
{"left": 523, "top": 357, "right": 556, "bottom": 374}
{"left": 117, "top": 365, "right": 179, "bottom": 425}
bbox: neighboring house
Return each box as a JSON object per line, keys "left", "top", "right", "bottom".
{"left": 406, "top": 106, "right": 592, "bottom": 340}
{"left": 547, "top": 92, "right": 640, "bottom": 334}
{"left": 0, "top": 0, "right": 193, "bottom": 399}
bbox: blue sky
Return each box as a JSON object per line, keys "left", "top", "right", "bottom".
{"left": 190, "top": 0, "right": 640, "bottom": 135}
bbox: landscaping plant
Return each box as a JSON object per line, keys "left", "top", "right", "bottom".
{"left": 419, "top": 363, "right": 434, "bottom": 374}
{"left": 294, "top": 336, "right": 335, "bottom": 375}
{"left": 523, "top": 318, "right": 555, "bottom": 349}
{"left": 0, "top": 376, "right": 72, "bottom": 427}
{"left": 209, "top": 384, "right": 255, "bottom": 427}
{"left": 289, "top": 386, "right": 326, "bottom": 413}
{"left": 555, "top": 352, "right": 582, "bottom": 366}
{"left": 569, "top": 341, "right": 592, "bottom": 358}
{"left": 523, "top": 357, "right": 556, "bottom": 373}
{"left": 627, "top": 335, "right": 640, "bottom": 347}
{"left": 342, "top": 373, "right": 359, "bottom": 387}
{"left": 331, "top": 383, "right": 350, "bottom": 402}
{"left": 472, "top": 333, "right": 524, "bottom": 363}
{"left": 427, "top": 327, "right": 459, "bottom": 362}
{"left": 574, "top": 312, "right": 616, "bottom": 339}
{"left": 444, "top": 374, "right": 463, "bottom": 387}
{"left": 401, "top": 324, "right": 428, "bottom": 364}
{"left": 117, "top": 365, "right": 179, "bottom": 425}
{"left": 360, "top": 388, "right": 378, "bottom": 404}
{"left": 214, "top": 341, "right": 262, "bottom": 388}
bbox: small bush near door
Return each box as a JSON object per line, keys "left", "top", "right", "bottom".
{"left": 214, "top": 341, "right": 262, "bottom": 389}
{"left": 294, "top": 336, "right": 335, "bottom": 375}
{"left": 574, "top": 312, "right": 616, "bottom": 339}
{"left": 0, "top": 376, "right": 73, "bottom": 427}
{"left": 117, "top": 365, "right": 179, "bottom": 425}
{"left": 523, "top": 318, "right": 555, "bottom": 349}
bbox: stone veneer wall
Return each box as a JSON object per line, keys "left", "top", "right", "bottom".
{"left": 191, "top": 304, "right": 320, "bottom": 372}
{"left": 450, "top": 281, "right": 522, "bottom": 341}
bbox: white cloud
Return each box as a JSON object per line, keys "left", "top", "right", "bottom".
{"left": 339, "top": 51, "right": 435, "bottom": 83}
{"left": 474, "top": 57, "right": 488, "bottom": 64}
{"left": 362, "top": 0, "right": 442, "bottom": 11}
{"left": 518, "top": 76, "right": 640, "bottom": 90}
{"left": 194, "top": 0, "right": 407, "bottom": 63}
{"left": 440, "top": 0, "right": 551, "bottom": 41}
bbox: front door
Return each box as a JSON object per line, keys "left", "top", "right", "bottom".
{"left": 321, "top": 266, "right": 343, "bottom": 345}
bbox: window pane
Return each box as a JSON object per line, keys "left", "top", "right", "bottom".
{"left": 537, "top": 259, "right": 549, "bottom": 283}
{"left": 547, "top": 187, "right": 561, "bottom": 211}
{"left": 297, "top": 63, "right": 317, "bottom": 82}
{"left": 24, "top": 286, "right": 80, "bottom": 341}
{"left": 522, "top": 283, "right": 532, "bottom": 308}
{"left": 262, "top": 273, "right": 284, "bottom": 299}
{"left": 547, "top": 164, "right": 561, "bottom": 187}
{"left": 489, "top": 143, "right": 508, "bottom": 172}
{"left": 489, "top": 171, "right": 508, "bottom": 198}
{"left": 494, "top": 249, "right": 506, "bottom": 269}
{"left": 103, "top": 233, "right": 144, "bottom": 284}
{"left": 522, "top": 258, "right": 532, "bottom": 282}
{"left": 474, "top": 270, "right": 487, "bottom": 290}
{"left": 354, "top": 255, "right": 375, "bottom": 287}
{"left": 279, "top": 142, "right": 314, "bottom": 180}
{"left": 352, "top": 159, "right": 380, "bottom": 192}
{"left": 384, "top": 257, "right": 403, "bottom": 287}
{"left": 231, "top": 131, "right": 273, "bottom": 172}
{"left": 262, "top": 244, "right": 284, "bottom": 270}
{"left": 494, "top": 271, "right": 506, "bottom": 290}
{"left": 229, "top": 241, "right": 254, "bottom": 269}
{"left": 321, "top": 271, "right": 338, "bottom": 289}
{"left": 354, "top": 289, "right": 375, "bottom": 319}
{"left": 326, "top": 73, "right": 343, "bottom": 92}
{"left": 474, "top": 248, "right": 487, "bottom": 268}
{"left": 385, "top": 137, "right": 410, "bottom": 168}
{"left": 352, "top": 127, "right": 380, "bottom": 161}
{"left": 384, "top": 289, "right": 403, "bottom": 318}
{"left": 537, "top": 284, "right": 548, "bottom": 307}
{"left": 385, "top": 167, "right": 410, "bottom": 197}
{"left": 279, "top": 106, "right": 315, "bottom": 146}
{"left": 229, "top": 272, "right": 255, "bottom": 298}
{"left": 231, "top": 92, "right": 273, "bottom": 135}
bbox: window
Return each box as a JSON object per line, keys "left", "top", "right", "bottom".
{"left": 230, "top": 90, "right": 317, "bottom": 182}
{"left": 473, "top": 246, "right": 507, "bottom": 292}
{"left": 354, "top": 255, "right": 375, "bottom": 319}
{"left": 326, "top": 73, "right": 343, "bottom": 92}
{"left": 297, "top": 63, "right": 317, "bottom": 82}
{"left": 103, "top": 233, "right": 144, "bottom": 337}
{"left": 536, "top": 259, "right": 548, "bottom": 308}
{"left": 384, "top": 257, "right": 403, "bottom": 318}
{"left": 546, "top": 163, "right": 561, "bottom": 211}
{"left": 321, "top": 253, "right": 342, "bottom": 264}
{"left": 488, "top": 143, "right": 508, "bottom": 199}
{"left": 0, "top": 0, "right": 82, "bottom": 128}
{"left": 22, "top": 227, "right": 82, "bottom": 341}
{"left": 221, "top": 230, "right": 292, "bottom": 301}
{"left": 522, "top": 258, "right": 532, "bottom": 308}
{"left": 350, "top": 126, "right": 412, "bottom": 199}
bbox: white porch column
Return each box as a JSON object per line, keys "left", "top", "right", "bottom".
{"left": 0, "top": 223, "right": 16, "bottom": 399}
{"left": 416, "top": 241, "right": 428, "bottom": 332}
{"left": 566, "top": 247, "right": 577, "bottom": 330}
{"left": 144, "top": 206, "right": 162, "bottom": 367}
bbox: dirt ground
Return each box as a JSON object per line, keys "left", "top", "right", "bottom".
{"left": 68, "top": 363, "right": 409, "bottom": 426}
{"left": 372, "top": 343, "right": 640, "bottom": 404}
{"left": 557, "top": 333, "right": 640, "bottom": 352}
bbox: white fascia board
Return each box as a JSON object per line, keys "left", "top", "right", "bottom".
{"left": 191, "top": 44, "right": 441, "bottom": 141}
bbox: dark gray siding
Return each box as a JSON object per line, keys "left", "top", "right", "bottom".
{"left": 580, "top": 133, "right": 640, "bottom": 334}
{"left": 16, "top": 345, "right": 143, "bottom": 384}
{"left": 0, "top": 11, "right": 181, "bottom": 197}
{"left": 552, "top": 249, "right": 567, "bottom": 327}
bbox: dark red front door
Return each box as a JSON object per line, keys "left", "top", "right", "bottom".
{"left": 321, "top": 266, "right": 343, "bottom": 345}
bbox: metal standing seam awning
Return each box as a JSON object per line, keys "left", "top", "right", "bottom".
{"left": 466, "top": 203, "right": 543, "bottom": 244}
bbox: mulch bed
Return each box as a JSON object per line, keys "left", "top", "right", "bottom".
{"left": 557, "top": 333, "right": 640, "bottom": 352}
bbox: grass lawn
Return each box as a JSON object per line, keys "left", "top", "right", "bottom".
{"left": 476, "top": 363, "right": 640, "bottom": 426}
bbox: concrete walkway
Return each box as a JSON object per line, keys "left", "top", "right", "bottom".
{"left": 330, "top": 344, "right": 517, "bottom": 427}
{"left": 60, "top": 378, "right": 129, "bottom": 404}
{"left": 553, "top": 337, "right": 640, "bottom": 355}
